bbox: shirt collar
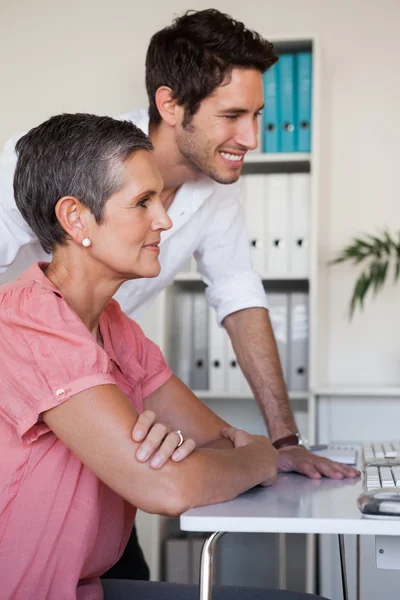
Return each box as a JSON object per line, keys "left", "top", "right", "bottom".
{"left": 18, "top": 261, "right": 61, "bottom": 292}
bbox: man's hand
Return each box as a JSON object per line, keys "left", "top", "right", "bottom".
{"left": 277, "top": 445, "right": 360, "bottom": 479}
{"left": 132, "top": 410, "right": 196, "bottom": 469}
{"left": 222, "top": 427, "right": 278, "bottom": 487}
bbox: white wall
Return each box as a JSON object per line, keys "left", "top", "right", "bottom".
{"left": 1, "top": 1, "right": 399, "bottom": 379}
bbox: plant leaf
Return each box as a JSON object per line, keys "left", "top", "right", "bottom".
{"left": 349, "top": 272, "right": 371, "bottom": 318}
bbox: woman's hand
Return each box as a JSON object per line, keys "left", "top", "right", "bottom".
{"left": 222, "top": 426, "right": 278, "bottom": 487}
{"left": 132, "top": 410, "right": 196, "bottom": 469}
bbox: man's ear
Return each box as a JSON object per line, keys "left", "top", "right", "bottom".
{"left": 155, "top": 86, "right": 182, "bottom": 127}
{"left": 55, "top": 196, "right": 91, "bottom": 245}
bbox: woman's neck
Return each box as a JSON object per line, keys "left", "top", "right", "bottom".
{"left": 44, "top": 253, "right": 123, "bottom": 338}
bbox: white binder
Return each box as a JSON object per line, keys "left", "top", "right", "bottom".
{"left": 267, "top": 293, "right": 289, "bottom": 386}
{"left": 265, "top": 174, "right": 290, "bottom": 275}
{"left": 208, "top": 308, "right": 227, "bottom": 392}
{"left": 190, "top": 292, "right": 209, "bottom": 390}
{"left": 288, "top": 293, "right": 309, "bottom": 391}
{"left": 290, "top": 174, "right": 310, "bottom": 276}
{"left": 173, "top": 291, "right": 192, "bottom": 386}
{"left": 226, "top": 335, "right": 252, "bottom": 395}
{"left": 242, "top": 174, "right": 266, "bottom": 275}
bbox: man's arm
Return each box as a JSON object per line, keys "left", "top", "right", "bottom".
{"left": 0, "top": 136, "right": 38, "bottom": 273}
{"left": 224, "top": 307, "right": 296, "bottom": 440}
{"left": 223, "top": 307, "right": 360, "bottom": 480}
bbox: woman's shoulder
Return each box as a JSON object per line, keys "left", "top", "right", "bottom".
{"left": 0, "top": 263, "right": 78, "bottom": 329}
{"left": 0, "top": 273, "right": 51, "bottom": 313}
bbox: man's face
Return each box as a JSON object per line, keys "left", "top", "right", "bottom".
{"left": 175, "top": 68, "right": 264, "bottom": 184}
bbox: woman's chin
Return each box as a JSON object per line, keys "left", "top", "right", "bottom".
{"left": 140, "top": 264, "right": 161, "bottom": 279}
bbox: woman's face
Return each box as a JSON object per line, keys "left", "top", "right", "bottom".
{"left": 88, "top": 150, "right": 172, "bottom": 280}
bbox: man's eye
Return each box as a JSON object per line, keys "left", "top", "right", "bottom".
{"left": 224, "top": 115, "right": 239, "bottom": 121}
{"left": 137, "top": 198, "right": 149, "bottom": 208}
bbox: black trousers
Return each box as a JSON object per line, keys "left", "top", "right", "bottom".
{"left": 101, "top": 525, "right": 150, "bottom": 581}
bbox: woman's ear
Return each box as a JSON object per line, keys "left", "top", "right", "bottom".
{"left": 154, "top": 86, "right": 181, "bottom": 127}
{"left": 55, "top": 196, "right": 90, "bottom": 245}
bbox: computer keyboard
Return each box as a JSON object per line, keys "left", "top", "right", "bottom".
{"left": 362, "top": 441, "right": 400, "bottom": 491}
{"left": 363, "top": 441, "right": 400, "bottom": 461}
{"left": 311, "top": 443, "right": 358, "bottom": 465}
{"left": 356, "top": 442, "right": 400, "bottom": 517}
{"left": 364, "top": 465, "right": 400, "bottom": 491}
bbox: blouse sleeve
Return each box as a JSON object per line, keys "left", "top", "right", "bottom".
{"left": 0, "top": 286, "right": 117, "bottom": 443}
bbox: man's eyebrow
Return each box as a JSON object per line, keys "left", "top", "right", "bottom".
{"left": 217, "top": 105, "right": 264, "bottom": 114}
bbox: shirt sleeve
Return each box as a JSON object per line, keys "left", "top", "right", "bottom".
{"left": 194, "top": 180, "right": 268, "bottom": 326}
{"left": 0, "top": 286, "right": 117, "bottom": 443}
{"left": 0, "top": 134, "right": 38, "bottom": 274}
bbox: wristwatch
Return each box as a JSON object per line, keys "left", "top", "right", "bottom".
{"left": 272, "top": 433, "right": 305, "bottom": 450}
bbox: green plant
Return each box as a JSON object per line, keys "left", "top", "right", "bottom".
{"left": 330, "top": 230, "right": 400, "bottom": 319}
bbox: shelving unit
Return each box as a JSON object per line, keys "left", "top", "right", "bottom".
{"left": 135, "top": 34, "right": 321, "bottom": 593}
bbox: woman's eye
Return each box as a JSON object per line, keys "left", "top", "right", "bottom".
{"left": 137, "top": 198, "right": 149, "bottom": 208}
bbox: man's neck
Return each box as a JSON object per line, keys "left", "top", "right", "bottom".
{"left": 149, "top": 121, "right": 200, "bottom": 203}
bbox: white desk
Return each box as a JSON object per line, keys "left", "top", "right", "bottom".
{"left": 180, "top": 473, "right": 400, "bottom": 599}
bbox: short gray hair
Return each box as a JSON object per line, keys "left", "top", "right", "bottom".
{"left": 14, "top": 113, "right": 153, "bottom": 253}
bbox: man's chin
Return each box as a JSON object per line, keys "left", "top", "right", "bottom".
{"left": 208, "top": 168, "right": 241, "bottom": 185}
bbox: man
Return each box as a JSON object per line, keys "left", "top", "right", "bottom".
{"left": 0, "top": 8, "right": 358, "bottom": 582}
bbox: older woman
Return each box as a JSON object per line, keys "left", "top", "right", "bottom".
{"left": 0, "top": 114, "right": 328, "bottom": 600}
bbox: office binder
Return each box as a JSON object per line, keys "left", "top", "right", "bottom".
{"left": 243, "top": 174, "right": 266, "bottom": 276}
{"left": 265, "top": 174, "right": 290, "bottom": 275}
{"left": 190, "top": 291, "right": 209, "bottom": 390}
{"left": 288, "top": 293, "right": 308, "bottom": 391}
{"left": 278, "top": 54, "right": 296, "bottom": 152}
{"left": 296, "top": 52, "right": 312, "bottom": 152}
{"left": 208, "top": 308, "right": 227, "bottom": 392}
{"left": 290, "top": 174, "right": 311, "bottom": 276}
{"left": 262, "top": 63, "right": 279, "bottom": 152}
{"left": 226, "top": 335, "right": 252, "bottom": 395}
{"left": 172, "top": 291, "right": 192, "bottom": 386}
{"left": 268, "top": 293, "right": 289, "bottom": 385}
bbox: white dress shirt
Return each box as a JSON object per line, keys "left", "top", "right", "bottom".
{"left": 0, "top": 109, "right": 268, "bottom": 324}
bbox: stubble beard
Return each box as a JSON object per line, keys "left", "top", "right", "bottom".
{"left": 177, "top": 126, "right": 240, "bottom": 186}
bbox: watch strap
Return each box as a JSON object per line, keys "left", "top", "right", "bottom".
{"left": 272, "top": 433, "right": 303, "bottom": 450}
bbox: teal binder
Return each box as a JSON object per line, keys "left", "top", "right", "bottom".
{"left": 296, "top": 52, "right": 312, "bottom": 152}
{"left": 278, "top": 54, "right": 296, "bottom": 152}
{"left": 262, "top": 63, "right": 279, "bottom": 153}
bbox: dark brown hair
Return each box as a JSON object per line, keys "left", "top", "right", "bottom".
{"left": 146, "top": 9, "right": 278, "bottom": 127}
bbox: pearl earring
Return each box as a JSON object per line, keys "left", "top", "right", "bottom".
{"left": 82, "top": 238, "right": 91, "bottom": 247}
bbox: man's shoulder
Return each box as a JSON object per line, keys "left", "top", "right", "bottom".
{"left": 114, "top": 108, "right": 149, "bottom": 135}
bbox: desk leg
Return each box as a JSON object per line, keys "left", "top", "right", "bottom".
{"left": 199, "top": 531, "right": 226, "bottom": 600}
{"left": 338, "top": 534, "right": 349, "bottom": 600}
{"left": 277, "top": 533, "right": 287, "bottom": 589}
{"left": 356, "top": 535, "right": 360, "bottom": 600}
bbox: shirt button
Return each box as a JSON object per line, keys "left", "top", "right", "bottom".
{"left": 56, "top": 388, "right": 65, "bottom": 397}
